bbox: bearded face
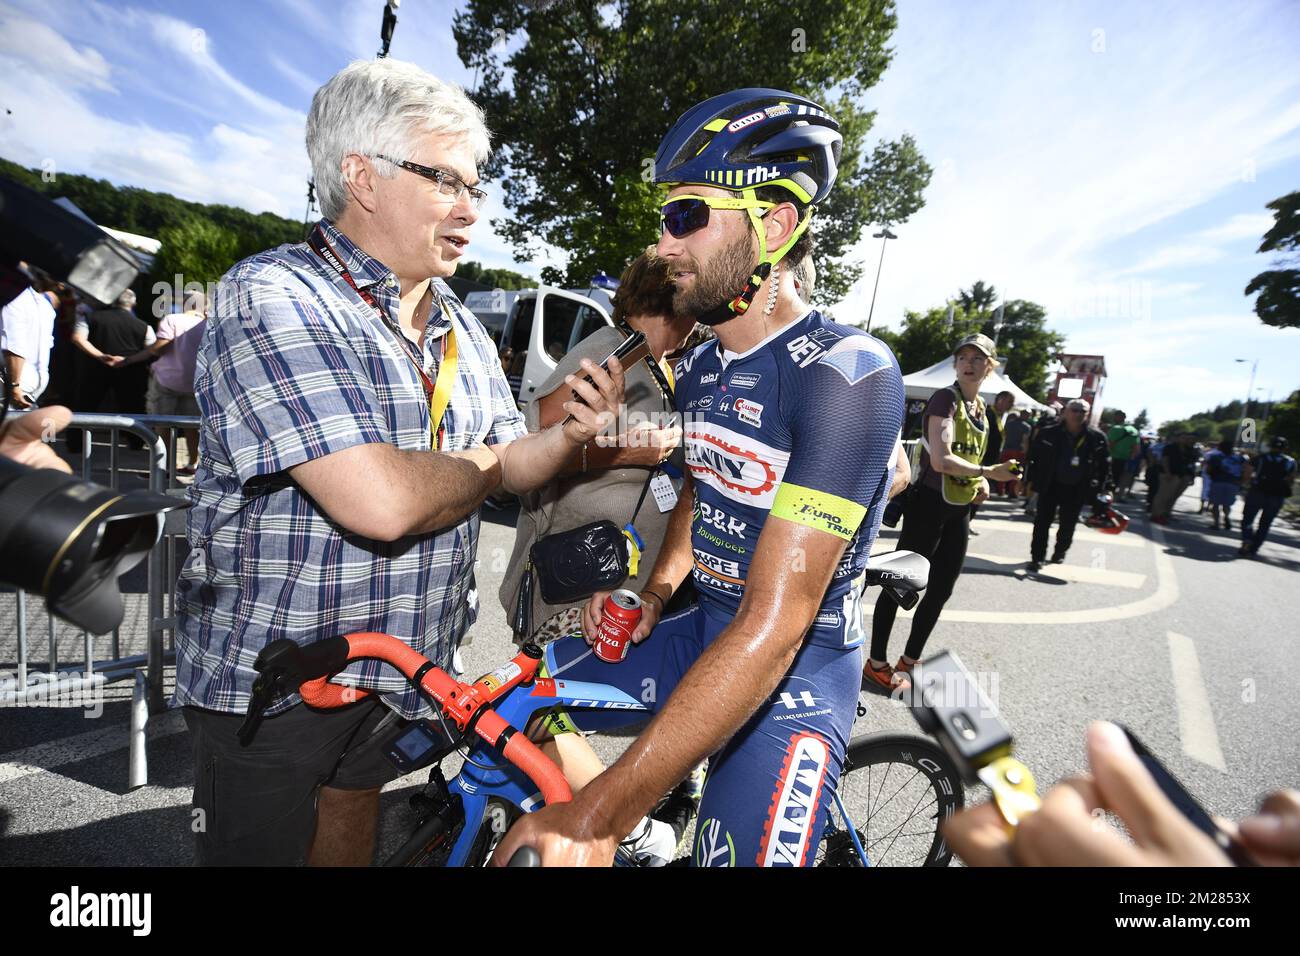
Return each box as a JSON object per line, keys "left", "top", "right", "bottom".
{"left": 670, "top": 227, "right": 755, "bottom": 318}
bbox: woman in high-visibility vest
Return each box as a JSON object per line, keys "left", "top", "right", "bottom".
{"left": 864, "top": 333, "right": 1021, "bottom": 693}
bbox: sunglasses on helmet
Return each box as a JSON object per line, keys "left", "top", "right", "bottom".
{"left": 659, "top": 194, "right": 775, "bottom": 238}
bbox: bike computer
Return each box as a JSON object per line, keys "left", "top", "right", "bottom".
{"left": 383, "top": 718, "right": 462, "bottom": 774}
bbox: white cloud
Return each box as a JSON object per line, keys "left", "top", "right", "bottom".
{"left": 1196, "top": 212, "right": 1276, "bottom": 245}
{"left": 0, "top": 9, "right": 113, "bottom": 91}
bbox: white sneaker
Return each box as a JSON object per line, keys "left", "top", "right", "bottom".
{"left": 620, "top": 816, "right": 677, "bottom": 867}
{"left": 451, "top": 649, "right": 465, "bottom": 681}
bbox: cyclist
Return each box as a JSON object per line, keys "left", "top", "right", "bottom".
{"left": 496, "top": 89, "right": 906, "bottom": 867}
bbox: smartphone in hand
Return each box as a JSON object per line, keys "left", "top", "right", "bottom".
{"left": 561, "top": 329, "right": 648, "bottom": 424}
{"left": 1116, "top": 724, "right": 1257, "bottom": 866}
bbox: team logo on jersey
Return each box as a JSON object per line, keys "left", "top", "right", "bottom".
{"left": 735, "top": 398, "right": 763, "bottom": 427}
{"left": 728, "top": 372, "right": 761, "bottom": 389}
{"left": 693, "top": 548, "right": 745, "bottom": 585}
{"left": 818, "top": 335, "right": 893, "bottom": 387}
{"left": 699, "top": 371, "right": 719, "bottom": 385}
{"left": 686, "top": 394, "right": 714, "bottom": 411}
{"left": 685, "top": 423, "right": 790, "bottom": 507}
{"left": 695, "top": 818, "right": 735, "bottom": 867}
{"left": 717, "top": 395, "right": 734, "bottom": 415}
{"left": 758, "top": 732, "right": 830, "bottom": 867}
{"left": 785, "top": 327, "right": 842, "bottom": 368}
{"left": 695, "top": 500, "right": 748, "bottom": 538}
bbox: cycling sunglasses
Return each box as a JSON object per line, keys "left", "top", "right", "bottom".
{"left": 660, "top": 194, "right": 776, "bottom": 238}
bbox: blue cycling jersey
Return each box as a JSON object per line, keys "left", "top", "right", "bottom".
{"left": 672, "top": 308, "right": 905, "bottom": 647}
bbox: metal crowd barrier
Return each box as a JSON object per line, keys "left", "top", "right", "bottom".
{"left": 1, "top": 412, "right": 199, "bottom": 788}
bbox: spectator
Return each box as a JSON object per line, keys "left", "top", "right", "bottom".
{"left": 981, "top": 390, "right": 1015, "bottom": 496}
{"left": 1024, "top": 398, "right": 1110, "bottom": 571}
{"left": 119, "top": 291, "right": 208, "bottom": 473}
{"left": 1201, "top": 437, "right": 1246, "bottom": 531}
{"left": 500, "top": 250, "right": 689, "bottom": 646}
{"left": 1105, "top": 410, "right": 1140, "bottom": 501}
{"left": 68, "top": 288, "right": 153, "bottom": 452}
{"left": 1239, "top": 436, "right": 1296, "bottom": 557}
{"left": 1000, "top": 410, "right": 1031, "bottom": 499}
{"left": 1150, "top": 432, "right": 1199, "bottom": 524}
{"left": 864, "top": 333, "right": 1018, "bottom": 692}
{"left": 173, "top": 58, "right": 624, "bottom": 867}
{"left": 1145, "top": 434, "right": 1163, "bottom": 508}
{"left": 1, "top": 276, "right": 60, "bottom": 409}
{"left": 1021, "top": 401, "right": 1061, "bottom": 518}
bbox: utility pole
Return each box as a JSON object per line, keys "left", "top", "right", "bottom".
{"left": 1233, "top": 357, "right": 1258, "bottom": 446}
{"left": 865, "top": 226, "right": 896, "bottom": 333}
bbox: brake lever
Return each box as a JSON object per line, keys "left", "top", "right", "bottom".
{"left": 238, "top": 666, "right": 285, "bottom": 747}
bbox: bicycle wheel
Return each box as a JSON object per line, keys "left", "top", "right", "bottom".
{"left": 817, "top": 733, "right": 964, "bottom": 867}
{"left": 463, "top": 797, "right": 524, "bottom": 867}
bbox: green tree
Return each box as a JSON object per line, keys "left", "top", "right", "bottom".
{"left": 1265, "top": 388, "right": 1300, "bottom": 449}
{"left": 871, "top": 307, "right": 982, "bottom": 375}
{"left": 455, "top": 260, "right": 537, "bottom": 289}
{"left": 1246, "top": 191, "right": 1300, "bottom": 329}
{"left": 976, "top": 299, "right": 1064, "bottom": 402}
{"left": 453, "top": 0, "right": 931, "bottom": 301}
{"left": 1133, "top": 408, "right": 1150, "bottom": 430}
{"left": 152, "top": 219, "right": 242, "bottom": 288}
{"left": 957, "top": 280, "right": 997, "bottom": 313}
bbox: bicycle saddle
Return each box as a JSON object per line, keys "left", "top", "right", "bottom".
{"left": 863, "top": 550, "right": 930, "bottom": 609}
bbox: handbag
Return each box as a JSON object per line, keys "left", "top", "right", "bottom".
{"left": 521, "top": 468, "right": 658, "bottom": 609}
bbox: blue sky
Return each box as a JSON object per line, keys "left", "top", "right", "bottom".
{"left": 2, "top": 0, "right": 1298, "bottom": 426}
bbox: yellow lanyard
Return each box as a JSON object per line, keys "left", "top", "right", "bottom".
{"left": 426, "top": 303, "right": 458, "bottom": 450}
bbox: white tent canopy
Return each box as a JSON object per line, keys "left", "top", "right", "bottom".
{"left": 902, "top": 357, "right": 1049, "bottom": 412}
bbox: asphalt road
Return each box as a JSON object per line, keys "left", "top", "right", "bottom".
{"left": 1, "top": 481, "right": 1297, "bottom": 866}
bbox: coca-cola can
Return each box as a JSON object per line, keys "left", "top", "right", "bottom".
{"left": 594, "top": 589, "right": 642, "bottom": 663}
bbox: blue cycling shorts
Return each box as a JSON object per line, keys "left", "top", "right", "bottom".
{"left": 544, "top": 603, "right": 862, "bottom": 867}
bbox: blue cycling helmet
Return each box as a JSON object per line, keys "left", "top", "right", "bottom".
{"left": 654, "top": 89, "right": 842, "bottom": 325}
{"left": 654, "top": 88, "right": 843, "bottom": 205}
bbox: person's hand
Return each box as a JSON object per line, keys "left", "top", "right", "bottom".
{"left": 581, "top": 586, "right": 662, "bottom": 645}
{"left": 988, "top": 460, "right": 1019, "bottom": 482}
{"left": 490, "top": 798, "right": 620, "bottom": 867}
{"left": 619, "top": 421, "right": 682, "bottom": 467}
{"left": 560, "top": 356, "right": 626, "bottom": 446}
{"left": 0, "top": 405, "right": 73, "bottom": 473}
{"left": 942, "top": 722, "right": 1234, "bottom": 866}
{"left": 1236, "top": 791, "right": 1300, "bottom": 866}
{"left": 8, "top": 385, "right": 34, "bottom": 410}
{"left": 974, "top": 477, "right": 990, "bottom": 505}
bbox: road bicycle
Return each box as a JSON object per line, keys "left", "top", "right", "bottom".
{"left": 242, "top": 550, "right": 966, "bottom": 867}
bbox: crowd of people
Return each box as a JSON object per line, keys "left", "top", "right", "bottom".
{"left": 0, "top": 263, "right": 207, "bottom": 471}
{"left": 2, "top": 57, "right": 1296, "bottom": 871}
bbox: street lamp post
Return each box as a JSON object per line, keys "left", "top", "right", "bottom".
{"left": 865, "top": 227, "right": 897, "bottom": 333}
{"left": 1234, "top": 357, "right": 1258, "bottom": 446}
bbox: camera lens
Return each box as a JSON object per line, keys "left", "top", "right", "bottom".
{"left": 0, "top": 456, "right": 184, "bottom": 633}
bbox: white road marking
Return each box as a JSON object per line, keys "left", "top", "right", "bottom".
{"left": 0, "top": 710, "right": 186, "bottom": 786}
{"left": 869, "top": 523, "right": 1180, "bottom": 624}
{"left": 965, "top": 552, "right": 1147, "bottom": 589}
{"left": 1166, "top": 631, "right": 1227, "bottom": 772}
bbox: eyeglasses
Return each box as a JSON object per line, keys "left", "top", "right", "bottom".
{"left": 659, "top": 194, "right": 775, "bottom": 238}
{"left": 375, "top": 155, "right": 488, "bottom": 209}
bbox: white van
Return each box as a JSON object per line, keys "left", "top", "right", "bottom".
{"left": 463, "top": 286, "right": 614, "bottom": 407}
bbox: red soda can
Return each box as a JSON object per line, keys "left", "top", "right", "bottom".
{"left": 594, "top": 589, "right": 642, "bottom": 663}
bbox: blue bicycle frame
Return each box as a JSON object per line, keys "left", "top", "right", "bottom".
{"left": 442, "top": 670, "right": 650, "bottom": 866}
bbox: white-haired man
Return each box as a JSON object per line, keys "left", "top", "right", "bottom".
{"left": 174, "top": 59, "right": 624, "bottom": 866}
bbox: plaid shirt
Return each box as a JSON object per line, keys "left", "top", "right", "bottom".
{"left": 174, "top": 219, "right": 525, "bottom": 719}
